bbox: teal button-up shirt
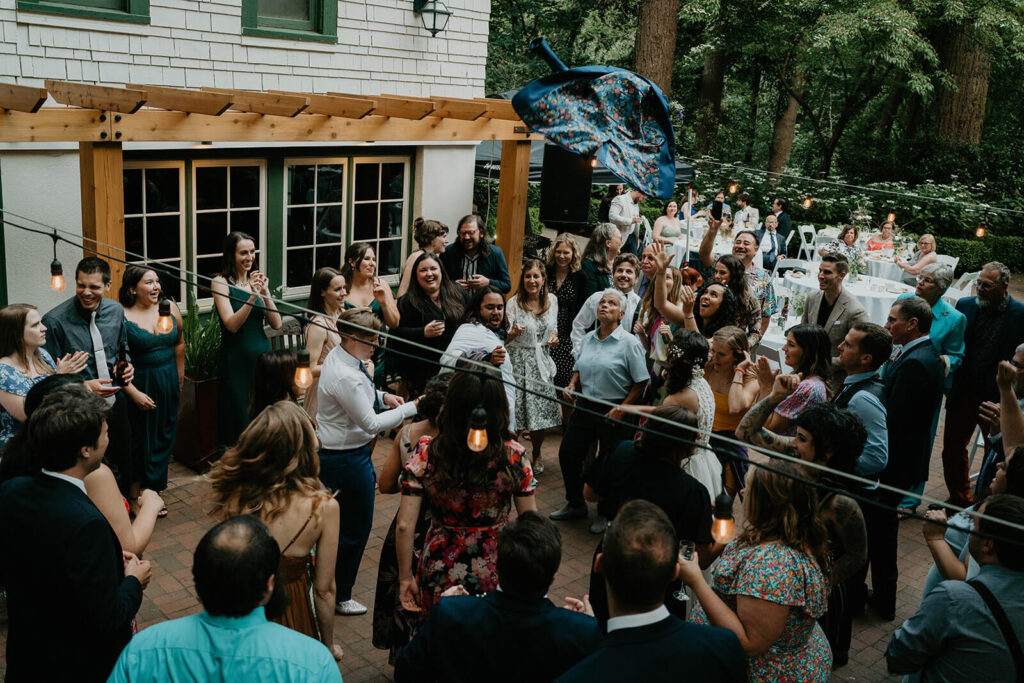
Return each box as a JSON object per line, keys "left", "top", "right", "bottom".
{"left": 108, "top": 606, "right": 342, "bottom": 683}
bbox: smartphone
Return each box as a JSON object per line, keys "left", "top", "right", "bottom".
{"left": 711, "top": 200, "right": 723, "bottom": 221}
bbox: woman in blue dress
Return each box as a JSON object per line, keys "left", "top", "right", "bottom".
{"left": 0, "top": 304, "right": 87, "bottom": 447}
{"left": 119, "top": 266, "right": 185, "bottom": 496}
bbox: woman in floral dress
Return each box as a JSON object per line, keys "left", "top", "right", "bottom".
{"left": 680, "top": 462, "right": 833, "bottom": 681}
{"left": 546, "top": 233, "right": 584, "bottom": 399}
{"left": 396, "top": 369, "right": 536, "bottom": 619}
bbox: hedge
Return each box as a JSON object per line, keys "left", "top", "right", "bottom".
{"left": 934, "top": 236, "right": 1024, "bottom": 274}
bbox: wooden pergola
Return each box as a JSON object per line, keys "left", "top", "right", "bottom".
{"left": 0, "top": 80, "right": 540, "bottom": 293}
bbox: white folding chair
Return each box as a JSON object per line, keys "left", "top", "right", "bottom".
{"left": 752, "top": 343, "right": 783, "bottom": 370}
{"left": 772, "top": 258, "right": 806, "bottom": 280}
{"left": 935, "top": 254, "right": 959, "bottom": 271}
{"left": 967, "top": 425, "right": 987, "bottom": 485}
{"left": 797, "top": 225, "right": 817, "bottom": 261}
{"left": 952, "top": 270, "right": 979, "bottom": 296}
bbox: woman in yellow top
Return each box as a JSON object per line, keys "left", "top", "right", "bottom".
{"left": 704, "top": 326, "right": 759, "bottom": 493}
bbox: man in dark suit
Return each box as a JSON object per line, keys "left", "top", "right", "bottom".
{"left": 0, "top": 389, "right": 152, "bottom": 682}
{"left": 439, "top": 213, "right": 512, "bottom": 293}
{"left": 866, "top": 296, "right": 945, "bottom": 621}
{"left": 942, "top": 262, "right": 1024, "bottom": 506}
{"left": 756, "top": 214, "right": 783, "bottom": 273}
{"left": 395, "top": 512, "right": 601, "bottom": 682}
{"left": 771, "top": 197, "right": 793, "bottom": 251}
{"left": 557, "top": 501, "right": 746, "bottom": 683}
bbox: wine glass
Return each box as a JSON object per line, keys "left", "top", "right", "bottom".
{"left": 672, "top": 540, "right": 696, "bottom": 602}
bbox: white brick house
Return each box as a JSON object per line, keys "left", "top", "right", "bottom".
{"left": 0, "top": 0, "right": 490, "bottom": 309}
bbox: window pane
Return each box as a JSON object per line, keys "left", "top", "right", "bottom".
{"left": 197, "top": 256, "right": 221, "bottom": 284}
{"left": 230, "top": 209, "right": 260, "bottom": 239}
{"left": 353, "top": 204, "right": 378, "bottom": 242}
{"left": 196, "top": 212, "right": 227, "bottom": 255}
{"left": 287, "top": 248, "right": 314, "bottom": 288}
{"left": 315, "top": 205, "right": 342, "bottom": 244}
{"left": 288, "top": 165, "right": 316, "bottom": 205}
{"left": 317, "top": 165, "right": 345, "bottom": 203}
{"left": 316, "top": 245, "right": 341, "bottom": 271}
{"left": 377, "top": 239, "right": 401, "bottom": 276}
{"left": 124, "top": 169, "right": 143, "bottom": 216}
{"left": 230, "top": 166, "right": 260, "bottom": 209}
{"left": 146, "top": 168, "right": 180, "bottom": 213}
{"left": 146, "top": 215, "right": 180, "bottom": 260}
{"left": 258, "top": 0, "right": 310, "bottom": 20}
{"left": 196, "top": 167, "right": 227, "bottom": 210}
{"left": 287, "top": 206, "right": 315, "bottom": 246}
{"left": 125, "top": 216, "right": 143, "bottom": 258}
{"left": 381, "top": 163, "right": 404, "bottom": 199}
{"left": 152, "top": 261, "right": 181, "bottom": 302}
{"left": 355, "top": 164, "right": 379, "bottom": 201}
{"left": 380, "top": 202, "right": 403, "bottom": 238}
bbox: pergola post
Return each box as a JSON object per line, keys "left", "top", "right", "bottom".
{"left": 79, "top": 140, "right": 125, "bottom": 296}
{"left": 494, "top": 139, "right": 531, "bottom": 291}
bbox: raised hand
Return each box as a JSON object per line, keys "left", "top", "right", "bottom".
{"left": 681, "top": 286, "right": 695, "bottom": 316}
{"left": 650, "top": 241, "right": 673, "bottom": 271}
{"left": 56, "top": 351, "right": 89, "bottom": 375}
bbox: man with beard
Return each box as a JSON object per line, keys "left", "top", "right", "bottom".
{"left": 698, "top": 220, "right": 777, "bottom": 337}
{"left": 440, "top": 214, "right": 512, "bottom": 294}
{"left": 942, "top": 262, "right": 1024, "bottom": 506}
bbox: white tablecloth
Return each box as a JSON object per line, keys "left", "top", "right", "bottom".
{"left": 863, "top": 253, "right": 905, "bottom": 282}
{"left": 782, "top": 261, "right": 915, "bottom": 325}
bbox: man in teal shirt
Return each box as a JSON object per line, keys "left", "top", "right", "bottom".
{"left": 108, "top": 516, "right": 341, "bottom": 683}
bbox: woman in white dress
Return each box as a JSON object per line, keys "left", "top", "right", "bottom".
{"left": 505, "top": 259, "right": 561, "bottom": 472}
{"left": 652, "top": 200, "right": 685, "bottom": 267}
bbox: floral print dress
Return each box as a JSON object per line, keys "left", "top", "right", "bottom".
{"left": 0, "top": 350, "right": 56, "bottom": 446}
{"left": 691, "top": 541, "right": 832, "bottom": 682}
{"left": 401, "top": 436, "right": 534, "bottom": 618}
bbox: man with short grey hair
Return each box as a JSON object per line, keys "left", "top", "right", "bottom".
{"left": 942, "top": 261, "right": 1024, "bottom": 506}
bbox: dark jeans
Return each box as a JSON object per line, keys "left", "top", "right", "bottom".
{"left": 851, "top": 486, "right": 901, "bottom": 617}
{"left": 320, "top": 444, "right": 376, "bottom": 602}
{"left": 941, "top": 392, "right": 988, "bottom": 505}
{"left": 558, "top": 398, "right": 634, "bottom": 507}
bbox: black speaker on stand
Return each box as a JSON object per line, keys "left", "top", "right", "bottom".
{"left": 539, "top": 144, "right": 594, "bottom": 235}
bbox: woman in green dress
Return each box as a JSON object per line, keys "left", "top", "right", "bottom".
{"left": 212, "top": 231, "right": 282, "bottom": 447}
{"left": 341, "top": 242, "right": 400, "bottom": 388}
{"left": 119, "top": 266, "right": 185, "bottom": 498}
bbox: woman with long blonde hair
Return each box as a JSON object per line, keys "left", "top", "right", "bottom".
{"left": 546, "top": 233, "right": 584, "bottom": 419}
{"left": 207, "top": 400, "right": 343, "bottom": 661}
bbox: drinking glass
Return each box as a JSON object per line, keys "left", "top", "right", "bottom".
{"left": 672, "top": 540, "right": 696, "bottom": 602}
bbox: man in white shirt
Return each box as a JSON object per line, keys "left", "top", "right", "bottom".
{"left": 733, "top": 193, "right": 759, "bottom": 231}
{"left": 608, "top": 188, "right": 644, "bottom": 255}
{"left": 571, "top": 253, "right": 641, "bottom": 357}
{"left": 318, "top": 309, "right": 419, "bottom": 616}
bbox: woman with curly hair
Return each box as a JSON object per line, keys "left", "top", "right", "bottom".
{"left": 206, "top": 400, "right": 343, "bottom": 660}
{"left": 713, "top": 254, "right": 762, "bottom": 346}
{"left": 680, "top": 461, "right": 833, "bottom": 681}
{"left": 649, "top": 242, "right": 738, "bottom": 341}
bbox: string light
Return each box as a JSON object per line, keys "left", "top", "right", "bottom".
{"left": 887, "top": 211, "right": 896, "bottom": 223}
{"left": 590, "top": 157, "right": 598, "bottom": 168}
{"left": 728, "top": 182, "right": 738, "bottom": 194}
{"left": 294, "top": 348, "right": 313, "bottom": 390}
{"left": 157, "top": 299, "right": 174, "bottom": 333}
{"left": 976, "top": 211, "right": 988, "bottom": 238}
{"left": 802, "top": 196, "right": 813, "bottom": 209}
{"left": 712, "top": 491, "right": 736, "bottom": 542}
{"left": 467, "top": 403, "right": 488, "bottom": 451}
{"left": 49, "top": 231, "right": 64, "bottom": 292}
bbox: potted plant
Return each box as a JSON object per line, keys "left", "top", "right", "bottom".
{"left": 173, "top": 291, "right": 222, "bottom": 472}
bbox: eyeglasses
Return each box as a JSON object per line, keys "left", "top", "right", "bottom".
{"left": 1011, "top": 358, "right": 1023, "bottom": 369}
{"left": 916, "top": 276, "right": 937, "bottom": 285}
{"left": 976, "top": 280, "right": 1001, "bottom": 291}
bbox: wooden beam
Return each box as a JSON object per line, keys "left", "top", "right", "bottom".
{"left": 476, "top": 98, "right": 519, "bottom": 121}
{"left": 267, "top": 90, "right": 376, "bottom": 118}
{"left": 126, "top": 84, "right": 233, "bottom": 116}
{"left": 79, "top": 141, "right": 125, "bottom": 295}
{"left": 46, "top": 80, "right": 146, "bottom": 114}
{"left": 0, "top": 83, "right": 48, "bottom": 113}
{"left": 0, "top": 109, "right": 110, "bottom": 141}
{"left": 201, "top": 88, "right": 309, "bottom": 117}
{"left": 494, "top": 139, "right": 531, "bottom": 291}
{"left": 429, "top": 96, "right": 487, "bottom": 121}
{"left": 329, "top": 92, "right": 435, "bottom": 120}
{"left": 107, "top": 110, "right": 539, "bottom": 142}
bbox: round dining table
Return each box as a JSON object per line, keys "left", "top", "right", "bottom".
{"left": 863, "top": 252, "right": 907, "bottom": 283}
{"left": 782, "top": 261, "right": 915, "bottom": 325}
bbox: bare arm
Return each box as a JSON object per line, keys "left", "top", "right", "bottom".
{"left": 378, "top": 434, "right": 405, "bottom": 494}
{"left": 305, "top": 323, "right": 328, "bottom": 379}
{"left": 997, "top": 361, "right": 1024, "bottom": 451}
{"left": 735, "top": 385, "right": 795, "bottom": 454}
{"left": 922, "top": 510, "right": 967, "bottom": 581}
{"left": 397, "top": 251, "right": 421, "bottom": 298}
{"left": 211, "top": 277, "right": 259, "bottom": 334}
{"left": 84, "top": 464, "right": 160, "bottom": 556}
{"left": 514, "top": 495, "right": 538, "bottom": 515}
{"left": 397, "top": 494, "right": 424, "bottom": 611}
{"left": 0, "top": 390, "right": 27, "bottom": 422}
{"left": 651, "top": 242, "right": 692, "bottom": 327}
{"left": 698, "top": 217, "right": 723, "bottom": 269}
{"left": 375, "top": 282, "right": 401, "bottom": 329}
{"left": 172, "top": 302, "right": 185, "bottom": 386}
{"left": 311, "top": 497, "right": 341, "bottom": 655}
{"left": 900, "top": 252, "right": 937, "bottom": 276}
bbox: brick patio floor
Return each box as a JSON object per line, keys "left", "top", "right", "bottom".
{"left": 0, "top": 406, "right": 972, "bottom": 681}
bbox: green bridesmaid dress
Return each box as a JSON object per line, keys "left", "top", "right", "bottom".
{"left": 125, "top": 316, "right": 180, "bottom": 490}
{"left": 216, "top": 283, "right": 270, "bottom": 448}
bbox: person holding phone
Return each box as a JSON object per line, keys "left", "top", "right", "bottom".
{"left": 706, "top": 191, "right": 732, "bottom": 220}
{"left": 342, "top": 242, "right": 400, "bottom": 388}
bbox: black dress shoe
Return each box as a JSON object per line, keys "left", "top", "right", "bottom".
{"left": 866, "top": 590, "right": 895, "bottom": 621}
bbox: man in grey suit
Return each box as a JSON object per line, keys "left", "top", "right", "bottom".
{"left": 801, "top": 254, "right": 868, "bottom": 362}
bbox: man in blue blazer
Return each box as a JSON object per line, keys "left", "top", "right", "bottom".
{"left": 395, "top": 512, "right": 600, "bottom": 682}
{"left": 867, "top": 296, "right": 945, "bottom": 621}
{"left": 557, "top": 501, "right": 746, "bottom": 683}
{"left": 439, "top": 214, "right": 512, "bottom": 294}
{"left": 942, "top": 262, "right": 1024, "bottom": 506}
{"left": 0, "top": 390, "right": 151, "bottom": 682}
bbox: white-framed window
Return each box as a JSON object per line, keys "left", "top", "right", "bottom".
{"left": 351, "top": 157, "right": 409, "bottom": 284}
{"left": 281, "top": 158, "right": 347, "bottom": 295}
{"left": 191, "top": 159, "right": 267, "bottom": 304}
{"left": 122, "top": 161, "right": 186, "bottom": 303}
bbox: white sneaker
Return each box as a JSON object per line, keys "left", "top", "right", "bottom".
{"left": 335, "top": 599, "right": 368, "bottom": 616}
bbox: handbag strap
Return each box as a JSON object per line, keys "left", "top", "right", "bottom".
{"left": 967, "top": 579, "right": 1024, "bottom": 681}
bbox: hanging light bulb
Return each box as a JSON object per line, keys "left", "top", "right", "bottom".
{"left": 887, "top": 211, "right": 896, "bottom": 223}
{"left": 49, "top": 231, "right": 65, "bottom": 291}
{"left": 802, "top": 196, "right": 813, "bottom": 209}
{"left": 976, "top": 210, "right": 988, "bottom": 238}
{"left": 467, "top": 403, "right": 488, "bottom": 452}
{"left": 712, "top": 491, "right": 736, "bottom": 543}
{"left": 728, "top": 182, "right": 738, "bottom": 194}
{"left": 156, "top": 299, "right": 173, "bottom": 333}
{"left": 294, "top": 348, "right": 313, "bottom": 390}
{"left": 590, "top": 157, "right": 598, "bottom": 168}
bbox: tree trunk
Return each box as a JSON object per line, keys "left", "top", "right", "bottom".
{"left": 634, "top": 0, "right": 680, "bottom": 96}
{"left": 875, "top": 85, "right": 902, "bottom": 138}
{"left": 743, "top": 66, "right": 761, "bottom": 163}
{"left": 768, "top": 86, "right": 801, "bottom": 178}
{"left": 694, "top": 43, "right": 727, "bottom": 155}
{"left": 936, "top": 21, "right": 992, "bottom": 146}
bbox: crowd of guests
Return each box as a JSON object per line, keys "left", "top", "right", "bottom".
{"left": 1, "top": 194, "right": 1024, "bottom": 681}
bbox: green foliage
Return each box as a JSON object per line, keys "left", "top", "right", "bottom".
{"left": 182, "top": 291, "right": 221, "bottom": 381}
{"left": 934, "top": 236, "right": 1024, "bottom": 274}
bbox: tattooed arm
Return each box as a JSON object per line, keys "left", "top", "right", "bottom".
{"left": 822, "top": 494, "right": 868, "bottom": 585}
{"left": 735, "top": 374, "right": 800, "bottom": 453}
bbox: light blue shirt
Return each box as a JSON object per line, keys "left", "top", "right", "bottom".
{"left": 107, "top": 606, "right": 342, "bottom": 683}
{"left": 573, "top": 324, "right": 649, "bottom": 401}
{"left": 897, "top": 293, "right": 966, "bottom": 390}
{"left": 840, "top": 370, "right": 889, "bottom": 485}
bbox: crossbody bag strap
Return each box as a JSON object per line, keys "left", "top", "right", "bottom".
{"left": 967, "top": 579, "right": 1024, "bottom": 682}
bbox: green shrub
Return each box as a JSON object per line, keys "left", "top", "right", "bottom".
{"left": 933, "top": 236, "right": 1024, "bottom": 274}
